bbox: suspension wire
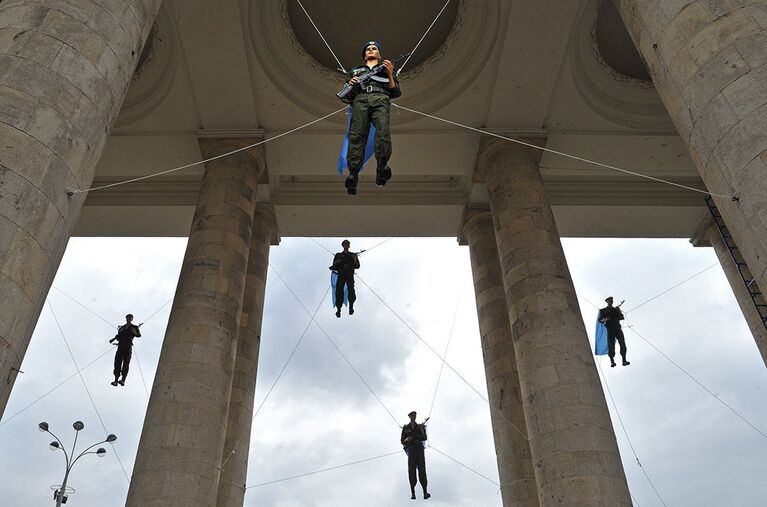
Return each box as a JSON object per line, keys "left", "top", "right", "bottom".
{"left": 353, "top": 275, "right": 528, "bottom": 440}
{"left": 392, "top": 103, "right": 734, "bottom": 199}
{"left": 624, "top": 263, "right": 718, "bottom": 314}
{"left": 428, "top": 290, "right": 462, "bottom": 418}
{"left": 240, "top": 444, "right": 502, "bottom": 493}
{"left": 627, "top": 326, "right": 767, "bottom": 440}
{"left": 361, "top": 236, "right": 396, "bottom": 254}
{"left": 240, "top": 443, "right": 503, "bottom": 492}
{"left": 429, "top": 444, "right": 499, "bottom": 486}
{"left": 0, "top": 347, "right": 114, "bottom": 427}
{"left": 268, "top": 265, "right": 401, "bottom": 427}
{"left": 50, "top": 287, "right": 174, "bottom": 400}
{"left": 46, "top": 301, "right": 131, "bottom": 482}
{"left": 579, "top": 295, "right": 767, "bottom": 440}
{"left": 497, "top": 475, "right": 537, "bottom": 495}
{"left": 244, "top": 450, "right": 401, "bottom": 490}
{"left": 596, "top": 358, "right": 667, "bottom": 506}
{"left": 50, "top": 287, "right": 172, "bottom": 329}
{"left": 142, "top": 298, "right": 174, "bottom": 323}
{"left": 302, "top": 195, "right": 471, "bottom": 259}
{"left": 67, "top": 107, "right": 347, "bottom": 194}
{"left": 266, "top": 209, "right": 750, "bottom": 449}
{"left": 132, "top": 348, "right": 151, "bottom": 399}
{"left": 51, "top": 287, "right": 116, "bottom": 327}
{"left": 295, "top": 0, "right": 346, "bottom": 73}
{"left": 223, "top": 266, "right": 496, "bottom": 491}
{"left": 1, "top": 293, "right": 173, "bottom": 425}
{"left": 398, "top": 0, "right": 454, "bottom": 75}
{"left": 219, "top": 283, "right": 330, "bottom": 473}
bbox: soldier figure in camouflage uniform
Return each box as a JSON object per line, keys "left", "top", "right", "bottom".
{"left": 344, "top": 40, "right": 401, "bottom": 195}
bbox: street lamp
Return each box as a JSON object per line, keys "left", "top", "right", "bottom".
{"left": 38, "top": 421, "right": 117, "bottom": 506}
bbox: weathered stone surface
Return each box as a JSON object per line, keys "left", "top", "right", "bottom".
{"left": 707, "top": 225, "right": 767, "bottom": 366}
{"left": 617, "top": 0, "right": 767, "bottom": 309}
{"left": 482, "top": 141, "right": 631, "bottom": 506}
{"left": 462, "top": 207, "right": 539, "bottom": 507}
{"left": 127, "top": 139, "right": 263, "bottom": 507}
{"left": 0, "top": 0, "right": 162, "bottom": 417}
{"left": 217, "top": 205, "right": 276, "bottom": 507}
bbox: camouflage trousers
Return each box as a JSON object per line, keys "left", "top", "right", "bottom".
{"left": 346, "top": 92, "right": 391, "bottom": 173}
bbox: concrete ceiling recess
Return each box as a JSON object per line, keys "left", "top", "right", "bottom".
{"left": 79, "top": 0, "right": 708, "bottom": 241}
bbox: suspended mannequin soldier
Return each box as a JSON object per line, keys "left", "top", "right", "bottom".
{"left": 401, "top": 410, "right": 430, "bottom": 500}
{"left": 109, "top": 314, "right": 141, "bottom": 386}
{"left": 343, "top": 40, "right": 401, "bottom": 195}
{"left": 330, "top": 240, "right": 360, "bottom": 318}
{"left": 599, "top": 297, "right": 629, "bottom": 367}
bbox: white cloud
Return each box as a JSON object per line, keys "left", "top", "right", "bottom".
{"left": 0, "top": 237, "right": 765, "bottom": 506}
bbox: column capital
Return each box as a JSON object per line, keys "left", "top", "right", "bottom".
{"left": 690, "top": 216, "right": 715, "bottom": 248}
{"left": 458, "top": 205, "right": 492, "bottom": 245}
{"left": 473, "top": 135, "right": 546, "bottom": 183}
{"left": 253, "top": 204, "right": 280, "bottom": 246}
{"left": 197, "top": 137, "right": 267, "bottom": 177}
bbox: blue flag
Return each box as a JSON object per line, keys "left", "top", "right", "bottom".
{"left": 330, "top": 271, "right": 348, "bottom": 307}
{"left": 337, "top": 107, "right": 375, "bottom": 176}
{"left": 594, "top": 314, "right": 608, "bottom": 356}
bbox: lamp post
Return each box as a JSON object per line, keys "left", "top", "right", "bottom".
{"left": 38, "top": 421, "right": 117, "bottom": 506}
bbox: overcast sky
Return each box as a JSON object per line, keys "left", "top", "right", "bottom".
{"left": 0, "top": 235, "right": 765, "bottom": 506}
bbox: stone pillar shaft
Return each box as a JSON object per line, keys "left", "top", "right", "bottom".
{"left": 617, "top": 0, "right": 767, "bottom": 298}
{"left": 484, "top": 142, "right": 631, "bottom": 505}
{"left": 707, "top": 226, "right": 767, "bottom": 366}
{"left": 462, "top": 208, "right": 538, "bottom": 507}
{"left": 0, "top": 0, "right": 162, "bottom": 416}
{"left": 126, "top": 140, "right": 262, "bottom": 507}
{"left": 216, "top": 206, "right": 276, "bottom": 507}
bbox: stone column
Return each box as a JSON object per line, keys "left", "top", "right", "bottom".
{"left": 216, "top": 205, "right": 277, "bottom": 507}
{"left": 126, "top": 139, "right": 263, "bottom": 507}
{"left": 0, "top": 0, "right": 162, "bottom": 416}
{"left": 616, "top": 1, "right": 767, "bottom": 299}
{"left": 460, "top": 207, "right": 538, "bottom": 507}
{"left": 481, "top": 140, "right": 631, "bottom": 505}
{"left": 706, "top": 225, "right": 767, "bottom": 366}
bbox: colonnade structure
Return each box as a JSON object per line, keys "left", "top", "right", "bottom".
{"left": 1, "top": 1, "right": 766, "bottom": 505}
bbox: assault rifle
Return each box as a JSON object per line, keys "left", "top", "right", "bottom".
{"left": 599, "top": 300, "right": 625, "bottom": 324}
{"left": 328, "top": 250, "right": 365, "bottom": 271}
{"left": 336, "top": 52, "right": 411, "bottom": 102}
{"left": 401, "top": 417, "right": 429, "bottom": 455}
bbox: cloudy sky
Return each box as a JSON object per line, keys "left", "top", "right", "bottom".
{"left": 0, "top": 235, "right": 765, "bottom": 506}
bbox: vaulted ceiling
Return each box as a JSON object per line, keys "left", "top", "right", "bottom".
{"left": 77, "top": 0, "right": 709, "bottom": 239}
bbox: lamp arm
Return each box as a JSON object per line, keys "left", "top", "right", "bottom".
{"left": 71, "top": 450, "right": 101, "bottom": 465}
{"left": 47, "top": 430, "right": 70, "bottom": 467}
{"left": 71, "top": 439, "right": 108, "bottom": 466}
{"left": 70, "top": 430, "right": 79, "bottom": 464}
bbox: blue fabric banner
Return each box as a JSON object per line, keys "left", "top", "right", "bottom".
{"left": 594, "top": 314, "right": 608, "bottom": 356}
{"left": 337, "top": 106, "right": 376, "bottom": 176}
{"left": 330, "top": 271, "right": 348, "bottom": 307}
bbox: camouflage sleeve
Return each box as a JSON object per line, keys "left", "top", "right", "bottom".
{"left": 389, "top": 75, "right": 401, "bottom": 99}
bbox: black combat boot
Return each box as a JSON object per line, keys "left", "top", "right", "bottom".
{"left": 375, "top": 160, "right": 392, "bottom": 187}
{"left": 345, "top": 170, "right": 359, "bottom": 195}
